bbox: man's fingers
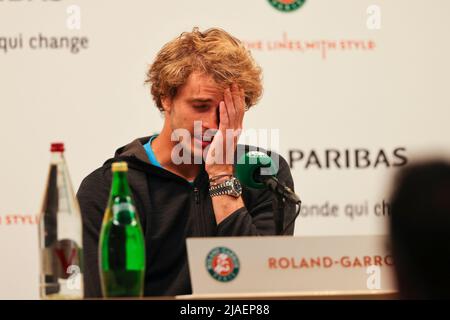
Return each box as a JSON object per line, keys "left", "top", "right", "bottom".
{"left": 238, "top": 88, "right": 245, "bottom": 125}
{"left": 231, "top": 84, "right": 243, "bottom": 127}
{"left": 224, "top": 87, "right": 236, "bottom": 128}
{"left": 219, "top": 101, "right": 229, "bottom": 127}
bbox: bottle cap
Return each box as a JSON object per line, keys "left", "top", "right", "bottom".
{"left": 50, "top": 142, "right": 65, "bottom": 152}
{"left": 112, "top": 161, "right": 128, "bottom": 172}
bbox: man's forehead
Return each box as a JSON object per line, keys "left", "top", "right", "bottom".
{"left": 182, "top": 72, "right": 223, "bottom": 99}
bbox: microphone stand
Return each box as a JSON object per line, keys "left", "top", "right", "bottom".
{"left": 272, "top": 192, "right": 286, "bottom": 235}
{"left": 260, "top": 175, "right": 299, "bottom": 235}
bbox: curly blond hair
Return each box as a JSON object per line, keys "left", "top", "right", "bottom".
{"left": 145, "top": 27, "right": 263, "bottom": 112}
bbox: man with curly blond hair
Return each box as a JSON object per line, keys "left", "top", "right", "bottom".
{"left": 77, "top": 27, "right": 295, "bottom": 297}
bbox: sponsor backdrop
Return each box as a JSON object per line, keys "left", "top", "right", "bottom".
{"left": 1, "top": 0, "right": 449, "bottom": 298}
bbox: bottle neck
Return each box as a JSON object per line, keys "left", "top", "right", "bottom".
{"left": 110, "top": 171, "right": 137, "bottom": 224}
{"left": 50, "top": 151, "right": 64, "bottom": 164}
{"left": 111, "top": 171, "right": 131, "bottom": 198}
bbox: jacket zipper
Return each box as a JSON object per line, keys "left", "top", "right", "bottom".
{"left": 193, "top": 187, "right": 206, "bottom": 236}
{"left": 194, "top": 187, "right": 200, "bottom": 204}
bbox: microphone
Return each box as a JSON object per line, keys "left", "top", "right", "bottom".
{"left": 235, "top": 151, "right": 301, "bottom": 204}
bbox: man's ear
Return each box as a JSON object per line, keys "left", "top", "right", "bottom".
{"left": 161, "top": 95, "right": 172, "bottom": 113}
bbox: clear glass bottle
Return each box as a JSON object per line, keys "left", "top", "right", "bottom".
{"left": 38, "top": 142, "right": 83, "bottom": 299}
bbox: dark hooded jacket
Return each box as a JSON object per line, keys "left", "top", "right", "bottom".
{"left": 76, "top": 137, "right": 296, "bottom": 297}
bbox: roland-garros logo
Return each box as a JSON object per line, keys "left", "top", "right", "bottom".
{"left": 206, "top": 247, "right": 240, "bottom": 282}
{"left": 267, "top": 0, "right": 306, "bottom": 12}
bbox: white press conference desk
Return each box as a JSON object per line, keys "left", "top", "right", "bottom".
{"left": 175, "top": 290, "right": 398, "bottom": 300}
{"left": 87, "top": 290, "right": 397, "bottom": 300}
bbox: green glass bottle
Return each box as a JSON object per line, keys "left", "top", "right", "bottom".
{"left": 99, "top": 161, "right": 145, "bottom": 297}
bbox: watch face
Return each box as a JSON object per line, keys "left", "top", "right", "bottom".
{"left": 233, "top": 178, "right": 242, "bottom": 194}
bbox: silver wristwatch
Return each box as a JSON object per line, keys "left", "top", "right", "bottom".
{"left": 209, "top": 177, "right": 243, "bottom": 198}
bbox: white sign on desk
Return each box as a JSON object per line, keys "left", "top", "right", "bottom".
{"left": 186, "top": 236, "right": 396, "bottom": 295}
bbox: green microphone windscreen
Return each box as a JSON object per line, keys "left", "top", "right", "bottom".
{"left": 236, "top": 151, "right": 278, "bottom": 189}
